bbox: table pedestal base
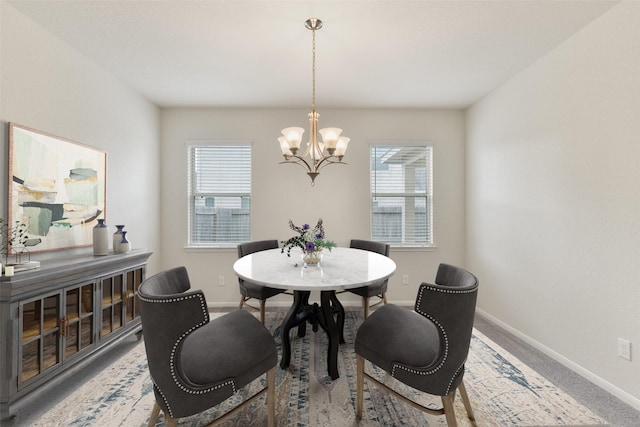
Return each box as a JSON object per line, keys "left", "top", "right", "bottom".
{"left": 280, "top": 290, "right": 345, "bottom": 380}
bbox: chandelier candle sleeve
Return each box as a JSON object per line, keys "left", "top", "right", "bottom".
{"left": 278, "top": 18, "right": 349, "bottom": 185}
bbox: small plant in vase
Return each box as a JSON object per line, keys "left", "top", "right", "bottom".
{"left": 0, "top": 218, "right": 41, "bottom": 266}
{"left": 281, "top": 218, "right": 336, "bottom": 266}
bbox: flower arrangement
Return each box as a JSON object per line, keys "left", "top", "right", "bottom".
{"left": 281, "top": 218, "right": 336, "bottom": 257}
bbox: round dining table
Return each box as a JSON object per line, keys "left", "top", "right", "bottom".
{"left": 233, "top": 246, "right": 396, "bottom": 380}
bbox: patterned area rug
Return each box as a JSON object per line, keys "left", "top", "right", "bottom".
{"left": 32, "top": 310, "right": 607, "bottom": 426}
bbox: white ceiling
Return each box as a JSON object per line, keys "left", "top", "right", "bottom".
{"left": 8, "top": 0, "right": 618, "bottom": 109}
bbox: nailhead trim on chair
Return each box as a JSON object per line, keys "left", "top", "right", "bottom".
{"left": 392, "top": 285, "right": 450, "bottom": 378}
{"left": 446, "top": 362, "right": 466, "bottom": 395}
{"left": 392, "top": 284, "right": 477, "bottom": 393}
{"left": 391, "top": 311, "right": 448, "bottom": 378}
{"left": 418, "top": 284, "right": 478, "bottom": 295}
{"left": 141, "top": 292, "right": 237, "bottom": 418}
{"left": 152, "top": 378, "right": 174, "bottom": 417}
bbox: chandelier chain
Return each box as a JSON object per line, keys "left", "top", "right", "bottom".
{"left": 311, "top": 26, "right": 317, "bottom": 112}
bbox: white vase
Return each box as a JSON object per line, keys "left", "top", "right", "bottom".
{"left": 113, "top": 225, "right": 125, "bottom": 253}
{"left": 119, "top": 231, "right": 132, "bottom": 253}
{"left": 93, "top": 219, "right": 109, "bottom": 256}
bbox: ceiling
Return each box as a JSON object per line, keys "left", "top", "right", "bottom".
{"left": 8, "top": 0, "right": 618, "bottom": 109}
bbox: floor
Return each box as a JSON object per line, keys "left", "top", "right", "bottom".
{"left": 474, "top": 314, "right": 640, "bottom": 427}
{"left": 11, "top": 309, "right": 640, "bottom": 427}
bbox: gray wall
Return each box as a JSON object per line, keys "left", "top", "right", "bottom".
{"left": 466, "top": 1, "right": 640, "bottom": 408}
{"left": 160, "top": 108, "right": 466, "bottom": 305}
{"left": 0, "top": 3, "right": 161, "bottom": 274}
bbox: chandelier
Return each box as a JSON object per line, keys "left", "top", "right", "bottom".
{"left": 278, "top": 18, "right": 349, "bottom": 185}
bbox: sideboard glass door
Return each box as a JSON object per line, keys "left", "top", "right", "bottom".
{"left": 63, "top": 283, "right": 95, "bottom": 359}
{"left": 20, "top": 293, "right": 61, "bottom": 384}
{"left": 124, "top": 267, "right": 144, "bottom": 324}
{"left": 100, "top": 273, "right": 125, "bottom": 338}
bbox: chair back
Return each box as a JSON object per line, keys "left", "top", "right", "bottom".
{"left": 349, "top": 239, "right": 391, "bottom": 299}
{"left": 401, "top": 263, "right": 478, "bottom": 396}
{"left": 435, "top": 263, "right": 479, "bottom": 289}
{"left": 238, "top": 239, "right": 279, "bottom": 258}
{"left": 350, "top": 239, "right": 390, "bottom": 256}
{"left": 138, "top": 266, "right": 211, "bottom": 416}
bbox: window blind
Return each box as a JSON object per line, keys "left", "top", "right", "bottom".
{"left": 187, "top": 144, "right": 251, "bottom": 246}
{"left": 370, "top": 144, "right": 433, "bottom": 246}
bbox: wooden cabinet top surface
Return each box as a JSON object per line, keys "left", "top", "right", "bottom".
{"left": 1, "top": 249, "right": 153, "bottom": 301}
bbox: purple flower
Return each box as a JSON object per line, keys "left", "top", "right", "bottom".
{"left": 305, "top": 242, "right": 316, "bottom": 252}
{"left": 302, "top": 224, "right": 310, "bottom": 230}
{"left": 315, "top": 233, "right": 323, "bottom": 239}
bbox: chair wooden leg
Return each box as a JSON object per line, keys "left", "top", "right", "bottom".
{"left": 441, "top": 392, "right": 458, "bottom": 427}
{"left": 266, "top": 367, "right": 276, "bottom": 427}
{"left": 147, "top": 402, "right": 161, "bottom": 427}
{"left": 458, "top": 379, "right": 475, "bottom": 420}
{"left": 356, "top": 354, "right": 365, "bottom": 418}
{"left": 362, "top": 297, "right": 370, "bottom": 319}
{"left": 163, "top": 410, "right": 179, "bottom": 427}
{"left": 382, "top": 293, "right": 387, "bottom": 305}
{"left": 239, "top": 296, "right": 245, "bottom": 309}
{"left": 260, "top": 300, "right": 266, "bottom": 324}
{"left": 156, "top": 410, "right": 178, "bottom": 427}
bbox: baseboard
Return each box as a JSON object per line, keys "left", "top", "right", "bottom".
{"left": 476, "top": 308, "right": 640, "bottom": 411}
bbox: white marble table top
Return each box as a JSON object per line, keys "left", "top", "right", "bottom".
{"left": 233, "top": 247, "right": 396, "bottom": 292}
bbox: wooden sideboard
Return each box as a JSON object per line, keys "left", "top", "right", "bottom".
{"left": 0, "top": 249, "right": 153, "bottom": 422}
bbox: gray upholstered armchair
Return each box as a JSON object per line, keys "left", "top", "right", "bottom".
{"left": 345, "top": 239, "right": 391, "bottom": 318}
{"left": 355, "top": 263, "right": 479, "bottom": 426}
{"left": 139, "top": 266, "right": 277, "bottom": 427}
{"left": 238, "top": 240, "right": 288, "bottom": 324}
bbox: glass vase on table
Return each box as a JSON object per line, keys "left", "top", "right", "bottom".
{"left": 302, "top": 249, "right": 323, "bottom": 267}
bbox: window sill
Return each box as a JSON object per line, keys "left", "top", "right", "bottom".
{"left": 389, "top": 245, "right": 437, "bottom": 252}
{"left": 184, "top": 246, "right": 237, "bottom": 253}
{"left": 184, "top": 245, "right": 437, "bottom": 253}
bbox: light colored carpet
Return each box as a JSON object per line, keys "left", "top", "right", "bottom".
{"left": 31, "top": 310, "right": 607, "bottom": 426}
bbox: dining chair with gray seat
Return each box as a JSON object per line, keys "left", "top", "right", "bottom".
{"left": 139, "top": 266, "right": 277, "bottom": 427}
{"left": 344, "top": 239, "right": 391, "bottom": 318}
{"left": 355, "top": 263, "right": 479, "bottom": 427}
{"left": 237, "top": 239, "right": 289, "bottom": 324}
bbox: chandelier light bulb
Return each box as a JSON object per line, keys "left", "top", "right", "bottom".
{"left": 281, "top": 127, "right": 305, "bottom": 153}
{"left": 319, "top": 128, "right": 343, "bottom": 152}
{"left": 278, "top": 137, "right": 293, "bottom": 158}
{"left": 307, "top": 140, "right": 325, "bottom": 160}
{"left": 334, "top": 137, "right": 350, "bottom": 159}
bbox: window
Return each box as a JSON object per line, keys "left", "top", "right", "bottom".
{"left": 187, "top": 142, "right": 251, "bottom": 247}
{"left": 370, "top": 144, "right": 433, "bottom": 246}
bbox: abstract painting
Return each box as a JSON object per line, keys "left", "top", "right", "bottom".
{"left": 8, "top": 123, "right": 107, "bottom": 252}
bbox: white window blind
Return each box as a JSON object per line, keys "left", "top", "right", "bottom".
{"left": 187, "top": 143, "right": 251, "bottom": 247}
{"left": 370, "top": 144, "right": 433, "bottom": 246}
